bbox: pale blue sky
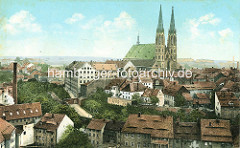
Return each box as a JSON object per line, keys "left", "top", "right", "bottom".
{"left": 0, "top": 0, "right": 239, "bottom": 61}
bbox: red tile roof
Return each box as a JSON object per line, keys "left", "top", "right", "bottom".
{"left": 174, "top": 122, "right": 200, "bottom": 140}
{"left": 122, "top": 114, "right": 174, "bottom": 139}
{"left": 201, "top": 119, "right": 232, "bottom": 143}
{"left": 34, "top": 113, "right": 65, "bottom": 132}
{"left": 0, "top": 118, "right": 15, "bottom": 143}
{"left": 216, "top": 91, "right": 240, "bottom": 107}
{"left": 142, "top": 88, "right": 160, "bottom": 97}
{"left": 0, "top": 102, "right": 42, "bottom": 121}
{"left": 86, "top": 119, "right": 108, "bottom": 131}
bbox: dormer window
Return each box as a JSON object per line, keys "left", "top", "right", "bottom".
{"left": 3, "top": 113, "right": 5, "bottom": 116}
{"left": 30, "top": 110, "right": 33, "bottom": 113}
{"left": 23, "top": 110, "right": 26, "bottom": 114}
{"left": 10, "top": 112, "right": 13, "bottom": 116}
{"left": 36, "top": 109, "right": 38, "bottom": 112}
{"left": 17, "top": 111, "right": 19, "bottom": 115}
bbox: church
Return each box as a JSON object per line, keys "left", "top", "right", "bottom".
{"left": 124, "top": 5, "right": 178, "bottom": 70}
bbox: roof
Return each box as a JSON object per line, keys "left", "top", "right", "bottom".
{"left": 200, "top": 119, "right": 232, "bottom": 143}
{"left": 105, "top": 60, "right": 127, "bottom": 68}
{"left": 0, "top": 118, "right": 15, "bottom": 143}
{"left": 122, "top": 114, "right": 174, "bottom": 139}
{"left": 121, "top": 82, "right": 146, "bottom": 92}
{"left": 86, "top": 119, "right": 108, "bottom": 131}
{"left": 104, "top": 121, "right": 125, "bottom": 131}
{"left": 0, "top": 102, "right": 42, "bottom": 121}
{"left": 34, "top": 113, "right": 65, "bottom": 132}
{"left": 182, "top": 93, "right": 193, "bottom": 101}
{"left": 130, "top": 59, "right": 155, "bottom": 68}
{"left": 174, "top": 122, "right": 200, "bottom": 140}
{"left": 104, "top": 78, "right": 127, "bottom": 90}
{"left": 193, "top": 99, "right": 211, "bottom": 105}
{"left": 184, "top": 81, "right": 216, "bottom": 90}
{"left": 163, "top": 84, "right": 188, "bottom": 97}
{"left": 196, "top": 93, "right": 209, "bottom": 99}
{"left": 216, "top": 91, "right": 240, "bottom": 107}
{"left": 142, "top": 88, "right": 160, "bottom": 97}
{"left": 93, "top": 63, "right": 117, "bottom": 71}
{"left": 124, "top": 44, "right": 155, "bottom": 60}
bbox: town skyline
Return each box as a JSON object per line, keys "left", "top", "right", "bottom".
{"left": 0, "top": 0, "right": 239, "bottom": 60}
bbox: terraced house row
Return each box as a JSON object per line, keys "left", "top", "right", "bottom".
{"left": 86, "top": 114, "right": 234, "bottom": 148}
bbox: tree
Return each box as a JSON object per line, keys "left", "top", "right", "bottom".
{"left": 56, "top": 126, "right": 93, "bottom": 148}
{"left": 150, "top": 96, "right": 159, "bottom": 105}
{"left": 132, "top": 93, "right": 143, "bottom": 105}
{"left": 174, "top": 94, "right": 186, "bottom": 107}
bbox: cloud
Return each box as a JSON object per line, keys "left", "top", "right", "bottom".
{"left": 199, "top": 13, "right": 221, "bottom": 25}
{"left": 187, "top": 13, "right": 221, "bottom": 39}
{"left": 91, "top": 11, "right": 137, "bottom": 58}
{"left": 65, "top": 13, "right": 85, "bottom": 24}
{"left": 81, "top": 15, "right": 104, "bottom": 30}
{"left": 4, "top": 10, "right": 42, "bottom": 35}
{"left": 218, "top": 28, "right": 233, "bottom": 42}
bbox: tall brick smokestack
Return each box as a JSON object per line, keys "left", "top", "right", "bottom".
{"left": 13, "top": 62, "right": 17, "bottom": 104}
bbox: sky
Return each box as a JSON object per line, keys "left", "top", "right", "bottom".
{"left": 0, "top": 0, "right": 239, "bottom": 61}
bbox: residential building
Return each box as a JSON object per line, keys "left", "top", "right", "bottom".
{"left": 200, "top": 119, "right": 233, "bottom": 148}
{"left": 215, "top": 91, "right": 240, "bottom": 119}
{"left": 0, "top": 118, "right": 16, "bottom": 148}
{"left": 193, "top": 93, "right": 211, "bottom": 108}
{"left": 121, "top": 114, "right": 174, "bottom": 148}
{"left": 34, "top": 113, "right": 74, "bottom": 147}
{"left": 120, "top": 82, "right": 146, "bottom": 100}
{"left": 86, "top": 119, "right": 108, "bottom": 147}
{"left": 0, "top": 86, "right": 14, "bottom": 105}
{"left": 141, "top": 88, "right": 164, "bottom": 106}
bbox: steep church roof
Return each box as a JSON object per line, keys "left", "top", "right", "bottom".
{"left": 124, "top": 44, "right": 155, "bottom": 60}
{"left": 157, "top": 5, "right": 164, "bottom": 33}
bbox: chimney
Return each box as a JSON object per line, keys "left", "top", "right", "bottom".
{"left": 13, "top": 62, "right": 17, "bottom": 104}
{"left": 138, "top": 112, "right": 141, "bottom": 117}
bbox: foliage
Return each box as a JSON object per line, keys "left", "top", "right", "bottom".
{"left": 150, "top": 96, "right": 159, "bottom": 105}
{"left": 0, "top": 71, "right": 13, "bottom": 83}
{"left": 56, "top": 126, "right": 93, "bottom": 148}
{"left": 51, "top": 104, "right": 90, "bottom": 128}
{"left": 132, "top": 93, "right": 143, "bottom": 105}
{"left": 174, "top": 94, "right": 186, "bottom": 107}
{"left": 37, "top": 63, "right": 49, "bottom": 73}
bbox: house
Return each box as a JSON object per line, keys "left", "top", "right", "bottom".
{"left": 141, "top": 88, "right": 164, "bottom": 106}
{"left": 86, "top": 119, "right": 109, "bottom": 147}
{"left": 0, "top": 118, "right": 16, "bottom": 148}
{"left": 121, "top": 114, "right": 174, "bottom": 148}
{"left": 173, "top": 122, "right": 201, "bottom": 148}
{"left": 93, "top": 63, "right": 118, "bottom": 79}
{"left": 0, "top": 102, "right": 42, "bottom": 147}
{"left": 104, "top": 78, "right": 128, "bottom": 97}
{"left": 162, "top": 83, "right": 188, "bottom": 106}
{"left": 103, "top": 120, "right": 125, "bottom": 146}
{"left": 200, "top": 119, "right": 233, "bottom": 148}
{"left": 120, "top": 82, "right": 146, "bottom": 100}
{"left": 139, "top": 77, "right": 153, "bottom": 88}
{"left": 183, "top": 81, "right": 216, "bottom": 97}
{"left": 34, "top": 113, "right": 74, "bottom": 147}
{"left": 0, "top": 86, "right": 14, "bottom": 105}
{"left": 193, "top": 93, "right": 211, "bottom": 108}
{"left": 215, "top": 91, "right": 240, "bottom": 119}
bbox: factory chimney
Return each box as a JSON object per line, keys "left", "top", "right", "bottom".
{"left": 13, "top": 62, "right": 18, "bottom": 104}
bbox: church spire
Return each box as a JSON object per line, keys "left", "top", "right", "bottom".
{"left": 169, "top": 6, "right": 176, "bottom": 34}
{"left": 136, "top": 32, "right": 140, "bottom": 45}
{"left": 157, "top": 5, "right": 164, "bottom": 33}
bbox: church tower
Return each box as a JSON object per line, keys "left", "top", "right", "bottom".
{"left": 154, "top": 5, "right": 165, "bottom": 69}
{"left": 166, "top": 6, "right": 177, "bottom": 70}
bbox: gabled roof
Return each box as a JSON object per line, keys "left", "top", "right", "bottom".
{"left": 86, "top": 119, "right": 108, "bottom": 131}
{"left": 130, "top": 59, "right": 155, "bottom": 68}
{"left": 0, "top": 118, "right": 15, "bottom": 143}
{"left": 0, "top": 102, "right": 42, "bottom": 121}
{"left": 174, "top": 122, "right": 200, "bottom": 140}
{"left": 122, "top": 114, "right": 174, "bottom": 139}
{"left": 142, "top": 88, "right": 160, "bottom": 97}
{"left": 124, "top": 44, "right": 155, "bottom": 60}
{"left": 163, "top": 84, "right": 188, "bottom": 97}
{"left": 104, "top": 78, "right": 127, "bottom": 90}
{"left": 216, "top": 91, "right": 239, "bottom": 107}
{"left": 201, "top": 119, "right": 232, "bottom": 143}
{"left": 34, "top": 113, "right": 66, "bottom": 132}
{"left": 93, "top": 63, "right": 117, "bottom": 71}
{"left": 121, "top": 82, "right": 146, "bottom": 92}
{"left": 105, "top": 121, "right": 125, "bottom": 131}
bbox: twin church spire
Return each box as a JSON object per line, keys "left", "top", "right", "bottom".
{"left": 157, "top": 5, "right": 176, "bottom": 34}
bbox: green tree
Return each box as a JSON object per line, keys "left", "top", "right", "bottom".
{"left": 175, "top": 94, "right": 186, "bottom": 107}
{"left": 150, "top": 96, "right": 159, "bottom": 105}
{"left": 56, "top": 126, "right": 93, "bottom": 148}
{"left": 132, "top": 93, "right": 143, "bottom": 105}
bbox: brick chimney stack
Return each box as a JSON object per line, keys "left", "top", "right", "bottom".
{"left": 13, "top": 62, "right": 17, "bottom": 104}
